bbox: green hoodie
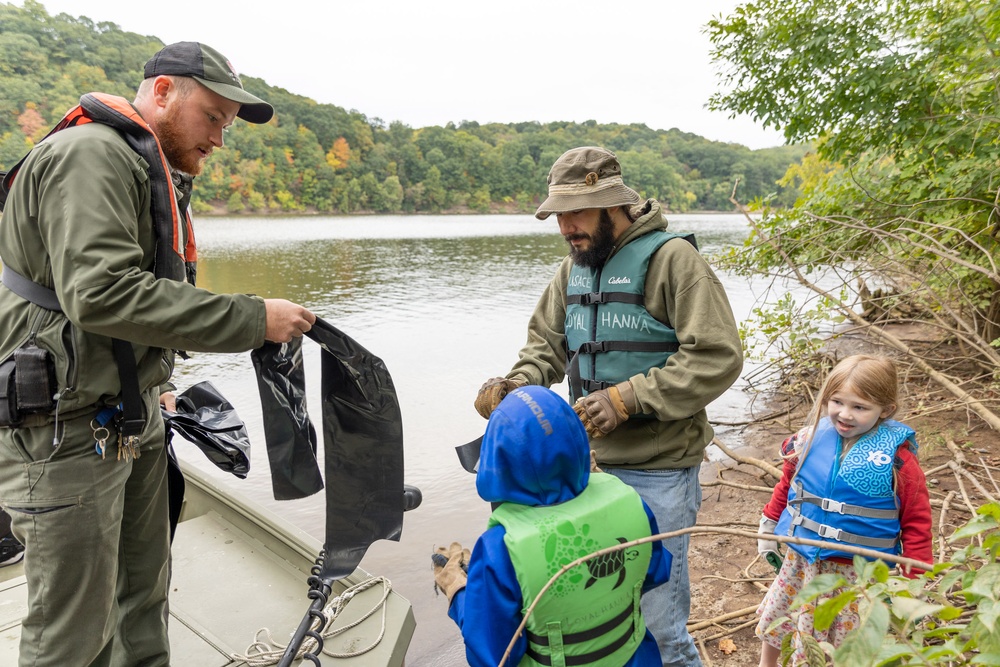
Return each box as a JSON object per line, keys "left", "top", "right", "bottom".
{"left": 0, "top": 120, "right": 265, "bottom": 419}
{"left": 506, "top": 200, "right": 743, "bottom": 469}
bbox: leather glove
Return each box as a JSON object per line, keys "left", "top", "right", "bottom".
{"left": 432, "top": 541, "right": 470, "bottom": 602}
{"left": 474, "top": 377, "right": 525, "bottom": 419}
{"left": 573, "top": 381, "right": 636, "bottom": 438}
{"left": 757, "top": 515, "right": 783, "bottom": 573}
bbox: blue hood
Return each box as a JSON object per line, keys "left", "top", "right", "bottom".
{"left": 476, "top": 386, "right": 590, "bottom": 506}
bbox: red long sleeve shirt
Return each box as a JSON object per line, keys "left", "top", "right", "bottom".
{"left": 762, "top": 433, "right": 933, "bottom": 576}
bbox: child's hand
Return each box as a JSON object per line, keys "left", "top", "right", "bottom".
{"left": 757, "top": 515, "right": 783, "bottom": 573}
{"left": 432, "top": 542, "right": 470, "bottom": 602}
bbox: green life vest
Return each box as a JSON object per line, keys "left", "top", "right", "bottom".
{"left": 488, "top": 474, "right": 652, "bottom": 667}
{"left": 564, "top": 231, "right": 696, "bottom": 402}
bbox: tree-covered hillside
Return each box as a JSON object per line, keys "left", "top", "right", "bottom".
{"left": 0, "top": 0, "right": 808, "bottom": 214}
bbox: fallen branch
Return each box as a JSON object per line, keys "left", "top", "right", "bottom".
{"left": 712, "top": 437, "right": 782, "bottom": 479}
{"left": 976, "top": 455, "right": 1000, "bottom": 497}
{"left": 699, "top": 618, "right": 759, "bottom": 643}
{"left": 948, "top": 440, "right": 999, "bottom": 504}
{"left": 702, "top": 478, "right": 775, "bottom": 494}
{"left": 688, "top": 605, "right": 761, "bottom": 632}
{"left": 938, "top": 490, "right": 956, "bottom": 562}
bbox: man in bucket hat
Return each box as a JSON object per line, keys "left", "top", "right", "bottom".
{"left": 475, "top": 146, "right": 743, "bottom": 666}
{"left": 0, "top": 42, "right": 314, "bottom": 666}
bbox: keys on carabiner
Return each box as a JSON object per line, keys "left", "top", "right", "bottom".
{"left": 116, "top": 433, "right": 141, "bottom": 462}
{"left": 91, "top": 420, "right": 110, "bottom": 460}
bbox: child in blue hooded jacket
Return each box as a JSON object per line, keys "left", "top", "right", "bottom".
{"left": 434, "top": 385, "right": 672, "bottom": 667}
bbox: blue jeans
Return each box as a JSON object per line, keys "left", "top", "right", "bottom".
{"left": 607, "top": 465, "right": 703, "bottom": 667}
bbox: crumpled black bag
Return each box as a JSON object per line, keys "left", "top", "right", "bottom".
{"left": 251, "top": 317, "right": 405, "bottom": 580}
{"left": 161, "top": 380, "right": 251, "bottom": 478}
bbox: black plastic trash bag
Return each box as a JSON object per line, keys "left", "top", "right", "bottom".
{"left": 161, "top": 380, "right": 251, "bottom": 478}
{"left": 309, "top": 318, "right": 404, "bottom": 579}
{"left": 250, "top": 338, "right": 325, "bottom": 500}
{"left": 251, "top": 317, "right": 405, "bottom": 580}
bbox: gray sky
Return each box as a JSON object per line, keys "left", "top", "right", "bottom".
{"left": 25, "top": 0, "right": 785, "bottom": 149}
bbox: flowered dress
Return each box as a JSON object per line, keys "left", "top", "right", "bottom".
{"left": 755, "top": 550, "right": 860, "bottom": 662}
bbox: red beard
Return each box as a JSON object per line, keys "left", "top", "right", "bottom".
{"left": 155, "top": 103, "right": 204, "bottom": 176}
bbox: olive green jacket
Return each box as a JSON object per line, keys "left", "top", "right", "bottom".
{"left": 0, "top": 122, "right": 266, "bottom": 418}
{"left": 506, "top": 200, "right": 743, "bottom": 469}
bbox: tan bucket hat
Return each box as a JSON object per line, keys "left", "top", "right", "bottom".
{"left": 535, "top": 147, "right": 641, "bottom": 220}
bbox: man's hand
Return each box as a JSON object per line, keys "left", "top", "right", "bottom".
{"left": 263, "top": 299, "right": 316, "bottom": 343}
{"left": 573, "top": 381, "right": 636, "bottom": 438}
{"left": 757, "top": 515, "right": 783, "bottom": 573}
{"left": 432, "top": 541, "right": 470, "bottom": 603}
{"left": 159, "top": 391, "right": 176, "bottom": 412}
{"left": 474, "top": 377, "right": 525, "bottom": 419}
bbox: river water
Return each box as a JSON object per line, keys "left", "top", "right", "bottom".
{"left": 170, "top": 212, "right": 766, "bottom": 666}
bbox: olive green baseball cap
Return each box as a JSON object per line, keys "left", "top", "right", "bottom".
{"left": 144, "top": 42, "right": 273, "bottom": 124}
{"left": 535, "top": 147, "right": 641, "bottom": 220}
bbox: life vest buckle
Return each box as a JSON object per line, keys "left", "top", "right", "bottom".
{"left": 581, "top": 341, "right": 610, "bottom": 354}
{"left": 821, "top": 498, "right": 845, "bottom": 514}
{"left": 817, "top": 524, "right": 842, "bottom": 541}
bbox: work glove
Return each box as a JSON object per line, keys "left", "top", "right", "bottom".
{"left": 757, "top": 515, "right": 783, "bottom": 573}
{"left": 432, "top": 541, "right": 470, "bottom": 603}
{"left": 573, "top": 381, "right": 636, "bottom": 439}
{"left": 590, "top": 450, "right": 603, "bottom": 473}
{"left": 474, "top": 377, "right": 525, "bottom": 419}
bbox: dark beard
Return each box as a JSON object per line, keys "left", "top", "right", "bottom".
{"left": 156, "top": 103, "right": 203, "bottom": 176}
{"left": 569, "top": 209, "right": 616, "bottom": 268}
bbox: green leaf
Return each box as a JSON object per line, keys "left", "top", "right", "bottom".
{"left": 834, "top": 599, "right": 889, "bottom": 666}
{"left": 951, "top": 514, "right": 1000, "bottom": 541}
{"left": 964, "top": 563, "right": 1000, "bottom": 601}
{"left": 799, "top": 633, "right": 828, "bottom": 667}
{"left": 792, "top": 573, "right": 849, "bottom": 608}
{"left": 814, "top": 591, "right": 857, "bottom": 631}
{"left": 977, "top": 503, "right": 1000, "bottom": 522}
{"left": 980, "top": 598, "right": 1000, "bottom": 633}
{"left": 887, "top": 595, "right": 946, "bottom": 625}
{"left": 872, "top": 643, "right": 911, "bottom": 665}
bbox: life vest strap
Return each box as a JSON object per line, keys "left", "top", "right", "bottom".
{"left": 568, "top": 340, "right": 680, "bottom": 400}
{"left": 789, "top": 511, "right": 898, "bottom": 549}
{"left": 525, "top": 614, "right": 635, "bottom": 666}
{"left": 566, "top": 292, "right": 644, "bottom": 307}
{"left": 789, "top": 485, "right": 898, "bottom": 520}
{"left": 526, "top": 605, "right": 632, "bottom": 647}
{"left": 1, "top": 265, "right": 145, "bottom": 436}
{"left": 1, "top": 265, "right": 62, "bottom": 312}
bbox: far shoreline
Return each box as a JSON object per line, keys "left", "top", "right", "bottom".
{"left": 193, "top": 202, "right": 742, "bottom": 218}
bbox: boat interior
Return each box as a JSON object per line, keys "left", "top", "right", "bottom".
{"left": 0, "top": 460, "right": 415, "bottom": 666}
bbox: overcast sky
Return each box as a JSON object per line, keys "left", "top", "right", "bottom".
{"left": 24, "top": 0, "right": 786, "bottom": 150}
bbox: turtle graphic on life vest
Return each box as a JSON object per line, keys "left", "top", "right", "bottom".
{"left": 585, "top": 537, "right": 639, "bottom": 589}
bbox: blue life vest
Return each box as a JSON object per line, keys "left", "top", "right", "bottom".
{"left": 776, "top": 418, "right": 916, "bottom": 562}
{"left": 564, "top": 231, "right": 695, "bottom": 402}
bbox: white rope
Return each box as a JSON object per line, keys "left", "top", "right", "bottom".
{"left": 231, "top": 575, "right": 393, "bottom": 666}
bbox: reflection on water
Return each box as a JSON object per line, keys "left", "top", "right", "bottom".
{"left": 172, "top": 213, "right": 763, "bottom": 666}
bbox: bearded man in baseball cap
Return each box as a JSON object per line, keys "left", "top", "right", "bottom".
{"left": 0, "top": 42, "right": 314, "bottom": 666}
